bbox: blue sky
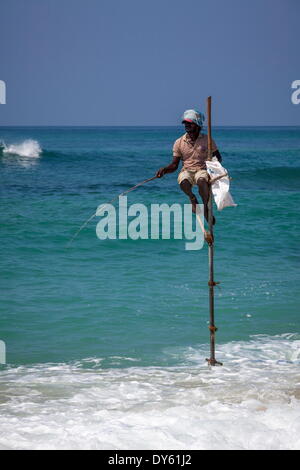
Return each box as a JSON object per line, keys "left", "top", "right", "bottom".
{"left": 0, "top": 0, "right": 299, "bottom": 125}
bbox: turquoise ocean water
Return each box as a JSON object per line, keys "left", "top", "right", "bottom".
{"left": 0, "top": 126, "right": 299, "bottom": 449}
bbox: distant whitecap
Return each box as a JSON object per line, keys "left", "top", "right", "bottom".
{"left": 2, "top": 139, "right": 42, "bottom": 158}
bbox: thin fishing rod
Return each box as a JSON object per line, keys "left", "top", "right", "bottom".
{"left": 67, "top": 175, "right": 158, "bottom": 246}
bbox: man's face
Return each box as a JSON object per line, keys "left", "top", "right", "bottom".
{"left": 184, "top": 121, "right": 200, "bottom": 136}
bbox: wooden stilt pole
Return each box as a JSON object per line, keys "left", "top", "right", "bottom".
{"left": 206, "top": 96, "right": 222, "bottom": 367}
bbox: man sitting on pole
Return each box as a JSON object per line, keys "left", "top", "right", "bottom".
{"left": 156, "top": 109, "right": 222, "bottom": 224}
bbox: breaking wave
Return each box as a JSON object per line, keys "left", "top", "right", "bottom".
{"left": 1, "top": 139, "right": 42, "bottom": 158}
{"left": 0, "top": 334, "right": 299, "bottom": 450}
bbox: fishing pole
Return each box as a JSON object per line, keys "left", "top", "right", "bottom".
{"left": 67, "top": 175, "right": 158, "bottom": 246}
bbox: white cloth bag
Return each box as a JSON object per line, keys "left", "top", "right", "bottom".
{"left": 205, "top": 157, "right": 237, "bottom": 211}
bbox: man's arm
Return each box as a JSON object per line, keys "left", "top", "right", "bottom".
{"left": 156, "top": 156, "right": 181, "bottom": 178}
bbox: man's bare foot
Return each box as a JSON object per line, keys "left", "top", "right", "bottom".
{"left": 204, "top": 231, "right": 214, "bottom": 245}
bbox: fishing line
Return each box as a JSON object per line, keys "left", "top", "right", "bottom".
{"left": 67, "top": 175, "right": 157, "bottom": 247}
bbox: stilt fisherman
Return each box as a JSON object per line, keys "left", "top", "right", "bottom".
{"left": 156, "top": 109, "right": 222, "bottom": 224}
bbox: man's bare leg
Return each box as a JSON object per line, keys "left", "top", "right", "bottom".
{"left": 180, "top": 179, "right": 199, "bottom": 213}
{"left": 197, "top": 178, "right": 215, "bottom": 225}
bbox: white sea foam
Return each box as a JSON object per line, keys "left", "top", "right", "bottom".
{"left": 2, "top": 139, "right": 42, "bottom": 158}
{"left": 0, "top": 334, "right": 299, "bottom": 450}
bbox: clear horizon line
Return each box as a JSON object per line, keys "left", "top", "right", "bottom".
{"left": 0, "top": 124, "right": 299, "bottom": 128}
